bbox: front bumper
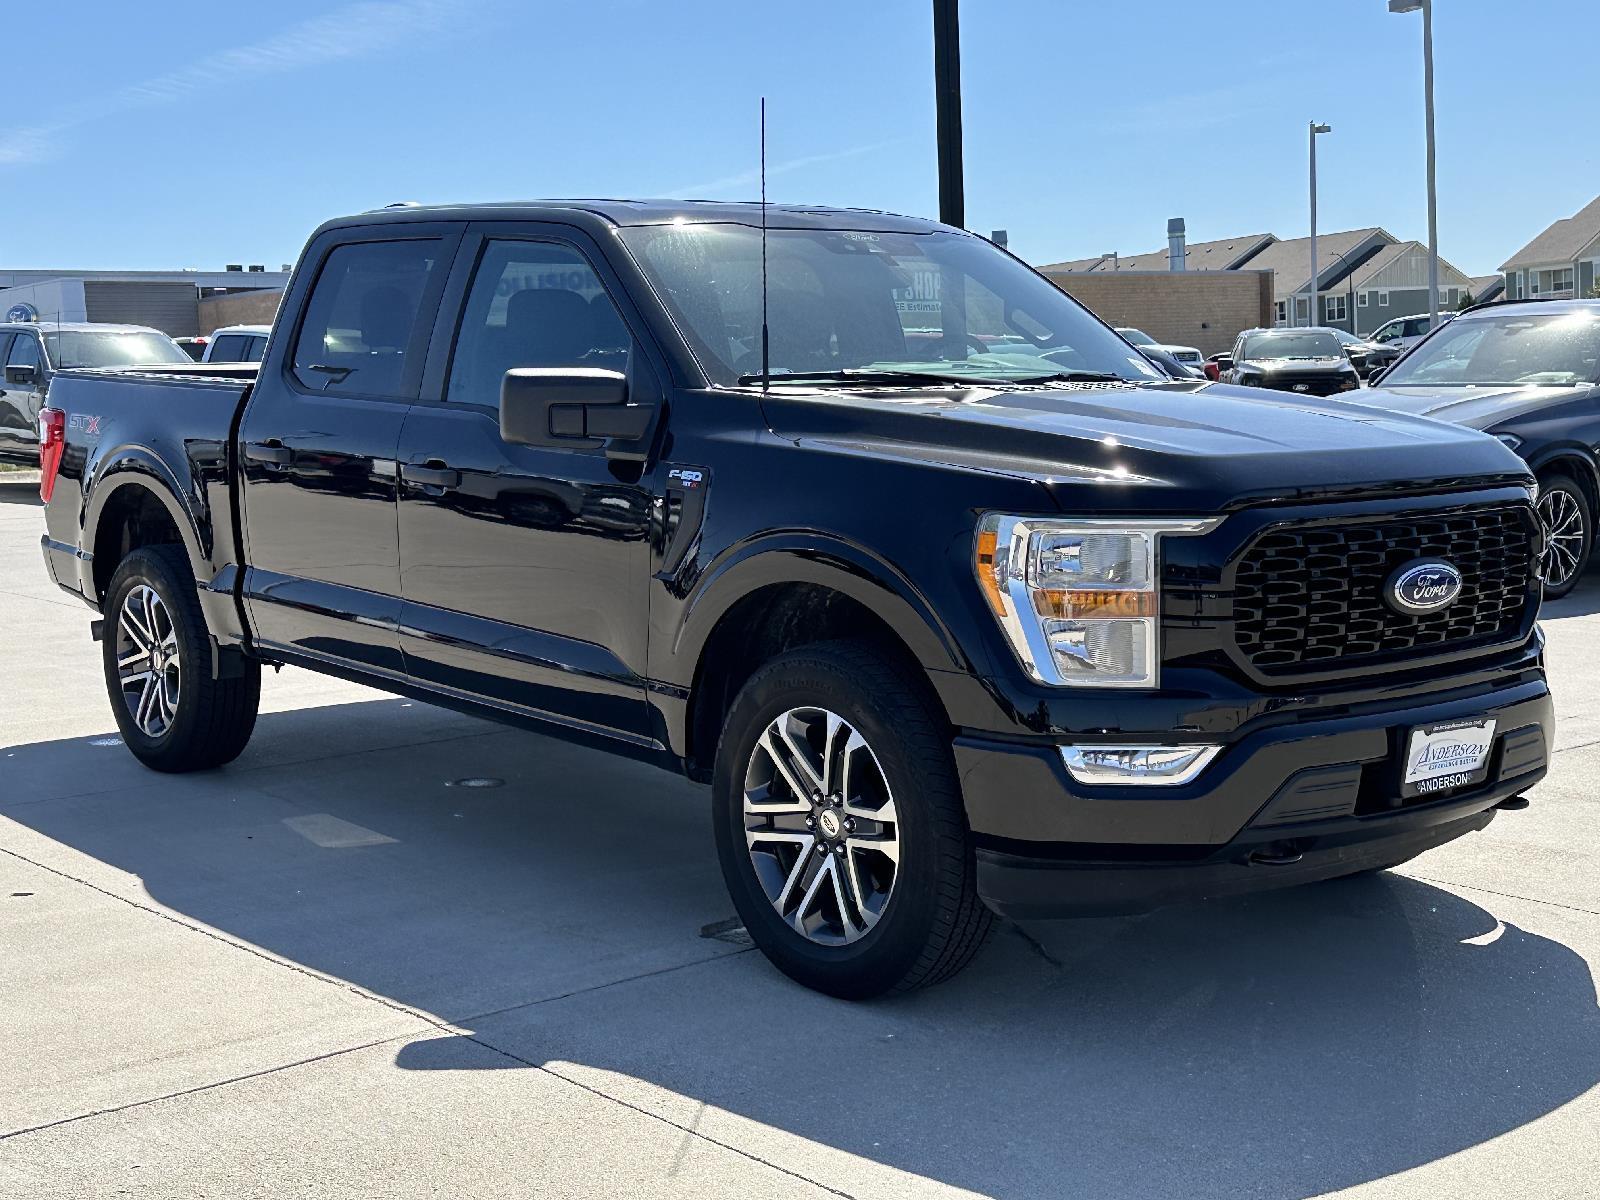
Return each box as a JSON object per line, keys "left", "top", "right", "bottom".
{"left": 957, "top": 677, "right": 1551, "bottom": 919}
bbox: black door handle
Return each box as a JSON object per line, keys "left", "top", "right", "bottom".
{"left": 243, "top": 441, "right": 292, "bottom": 465}
{"left": 402, "top": 461, "right": 460, "bottom": 489}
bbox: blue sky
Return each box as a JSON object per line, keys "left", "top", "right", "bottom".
{"left": 4, "top": 0, "right": 1594, "bottom": 276}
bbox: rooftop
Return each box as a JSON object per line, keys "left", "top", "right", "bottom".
{"left": 1499, "top": 195, "right": 1600, "bottom": 271}
{"left": 338, "top": 198, "right": 942, "bottom": 233}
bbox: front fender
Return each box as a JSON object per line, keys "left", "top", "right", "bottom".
{"left": 667, "top": 531, "right": 979, "bottom": 687}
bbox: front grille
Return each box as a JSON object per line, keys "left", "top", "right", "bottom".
{"left": 1262, "top": 372, "right": 1349, "bottom": 397}
{"left": 1231, "top": 504, "right": 1535, "bottom": 676}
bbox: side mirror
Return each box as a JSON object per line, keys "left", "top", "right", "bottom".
{"left": 5, "top": 364, "right": 38, "bottom": 386}
{"left": 500, "top": 368, "right": 655, "bottom": 458}
{"left": 1369, "top": 367, "right": 1389, "bottom": 385}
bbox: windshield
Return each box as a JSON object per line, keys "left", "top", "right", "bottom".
{"left": 1241, "top": 331, "right": 1342, "bottom": 360}
{"left": 1115, "top": 327, "right": 1158, "bottom": 347}
{"left": 1328, "top": 328, "right": 1365, "bottom": 346}
{"left": 618, "top": 224, "right": 1165, "bottom": 387}
{"left": 44, "top": 330, "right": 191, "bottom": 369}
{"left": 1381, "top": 309, "right": 1600, "bottom": 388}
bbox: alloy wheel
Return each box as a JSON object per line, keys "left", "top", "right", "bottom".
{"left": 1539, "top": 487, "right": 1587, "bottom": 590}
{"left": 117, "top": 584, "right": 181, "bottom": 738}
{"left": 742, "top": 707, "right": 899, "bottom": 945}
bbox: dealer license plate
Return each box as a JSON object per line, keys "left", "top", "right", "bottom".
{"left": 1401, "top": 718, "right": 1497, "bottom": 799}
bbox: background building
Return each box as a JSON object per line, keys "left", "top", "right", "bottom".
{"left": 1499, "top": 195, "right": 1600, "bottom": 301}
{"left": 0, "top": 267, "right": 289, "bottom": 337}
{"left": 1042, "top": 221, "right": 1474, "bottom": 339}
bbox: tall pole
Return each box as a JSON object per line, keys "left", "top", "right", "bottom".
{"left": 933, "top": 0, "right": 964, "bottom": 229}
{"left": 1422, "top": 0, "right": 1439, "bottom": 324}
{"left": 1309, "top": 122, "right": 1318, "bottom": 329}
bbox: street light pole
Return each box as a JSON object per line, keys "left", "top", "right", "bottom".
{"left": 932, "top": 0, "right": 965, "bottom": 229}
{"left": 1390, "top": 0, "right": 1439, "bottom": 325}
{"left": 1309, "top": 122, "right": 1331, "bottom": 328}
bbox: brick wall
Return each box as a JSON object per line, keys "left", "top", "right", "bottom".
{"left": 197, "top": 289, "right": 283, "bottom": 335}
{"left": 1040, "top": 270, "right": 1274, "bottom": 356}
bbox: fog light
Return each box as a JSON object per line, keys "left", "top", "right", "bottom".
{"left": 1060, "top": 744, "right": 1220, "bottom": 786}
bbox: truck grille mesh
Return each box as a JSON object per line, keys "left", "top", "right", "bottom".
{"left": 1231, "top": 505, "right": 1535, "bottom": 675}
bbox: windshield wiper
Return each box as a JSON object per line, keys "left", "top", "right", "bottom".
{"left": 1008, "top": 370, "right": 1126, "bottom": 383}
{"left": 734, "top": 367, "right": 1129, "bottom": 387}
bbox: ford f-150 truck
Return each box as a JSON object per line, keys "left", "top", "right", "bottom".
{"left": 38, "top": 201, "right": 1552, "bottom": 997}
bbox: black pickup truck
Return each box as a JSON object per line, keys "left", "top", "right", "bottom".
{"left": 38, "top": 201, "right": 1552, "bottom": 997}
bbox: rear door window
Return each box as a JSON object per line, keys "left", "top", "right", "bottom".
{"left": 245, "top": 336, "right": 268, "bottom": 362}
{"left": 293, "top": 239, "right": 444, "bottom": 397}
{"left": 209, "top": 335, "right": 247, "bottom": 362}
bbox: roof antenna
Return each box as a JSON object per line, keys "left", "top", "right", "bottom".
{"left": 760, "top": 95, "right": 770, "bottom": 393}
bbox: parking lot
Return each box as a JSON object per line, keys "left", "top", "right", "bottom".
{"left": 1, "top": 469, "right": 1597, "bottom": 1198}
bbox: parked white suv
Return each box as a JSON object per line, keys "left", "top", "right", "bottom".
{"left": 202, "top": 324, "right": 271, "bottom": 363}
{"left": 1370, "top": 312, "right": 1452, "bottom": 354}
{"left": 1114, "top": 326, "right": 1204, "bottom": 369}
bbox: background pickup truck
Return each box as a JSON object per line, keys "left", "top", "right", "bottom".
{"left": 39, "top": 200, "right": 1552, "bottom": 997}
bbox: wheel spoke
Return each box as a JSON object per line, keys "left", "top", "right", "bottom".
{"left": 847, "top": 833, "right": 900, "bottom": 865}
{"left": 828, "top": 857, "right": 864, "bottom": 939}
{"left": 135, "top": 676, "right": 160, "bottom": 735}
{"left": 761, "top": 726, "right": 819, "bottom": 803}
{"left": 120, "top": 595, "right": 154, "bottom": 651}
{"left": 790, "top": 856, "right": 834, "bottom": 935}
{"left": 773, "top": 719, "right": 825, "bottom": 797}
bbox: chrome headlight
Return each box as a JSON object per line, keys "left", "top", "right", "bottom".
{"left": 974, "top": 515, "right": 1219, "bottom": 688}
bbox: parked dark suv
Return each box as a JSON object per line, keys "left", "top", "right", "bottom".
{"left": 37, "top": 200, "right": 1551, "bottom": 997}
{"left": 0, "top": 322, "right": 190, "bottom": 465}
{"left": 1361, "top": 298, "right": 1600, "bottom": 597}
{"left": 1223, "top": 328, "right": 1363, "bottom": 396}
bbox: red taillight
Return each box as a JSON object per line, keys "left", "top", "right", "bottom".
{"left": 38, "top": 407, "right": 66, "bottom": 503}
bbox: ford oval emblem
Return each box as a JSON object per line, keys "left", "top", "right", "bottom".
{"left": 1386, "top": 559, "right": 1463, "bottom": 615}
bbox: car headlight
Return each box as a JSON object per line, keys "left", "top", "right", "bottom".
{"left": 974, "top": 515, "right": 1219, "bottom": 688}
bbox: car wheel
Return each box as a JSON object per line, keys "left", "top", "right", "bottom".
{"left": 712, "top": 639, "right": 994, "bottom": 999}
{"left": 102, "top": 545, "right": 261, "bottom": 772}
{"left": 1537, "top": 474, "right": 1592, "bottom": 599}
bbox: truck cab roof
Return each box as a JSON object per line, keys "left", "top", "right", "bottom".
{"left": 337, "top": 198, "right": 942, "bottom": 234}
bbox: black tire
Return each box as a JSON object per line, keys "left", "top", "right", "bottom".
{"left": 712, "top": 639, "right": 993, "bottom": 999}
{"left": 1537, "top": 473, "right": 1592, "bottom": 600}
{"left": 102, "top": 545, "right": 260, "bottom": 772}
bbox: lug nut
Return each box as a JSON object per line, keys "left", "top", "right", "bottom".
{"left": 817, "top": 842, "right": 828, "bottom": 855}
{"left": 805, "top": 814, "right": 816, "bottom": 827}
{"left": 835, "top": 844, "right": 847, "bottom": 856}
{"left": 845, "top": 818, "right": 856, "bottom": 832}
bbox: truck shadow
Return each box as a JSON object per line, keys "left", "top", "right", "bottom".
{"left": 4, "top": 697, "right": 1597, "bottom": 1200}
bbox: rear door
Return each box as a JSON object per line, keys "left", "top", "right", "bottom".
{"left": 0, "top": 330, "right": 44, "bottom": 461}
{"left": 393, "top": 223, "right": 661, "bottom": 738}
{"left": 237, "top": 223, "right": 461, "bottom": 674}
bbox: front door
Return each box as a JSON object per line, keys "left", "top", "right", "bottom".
{"left": 395, "top": 226, "right": 659, "bottom": 740}
{"left": 0, "top": 331, "right": 45, "bottom": 462}
{"left": 237, "top": 226, "right": 460, "bottom": 674}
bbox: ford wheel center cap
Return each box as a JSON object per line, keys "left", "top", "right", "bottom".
{"left": 1386, "top": 559, "right": 1464, "bottom": 615}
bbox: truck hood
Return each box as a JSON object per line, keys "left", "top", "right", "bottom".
{"left": 758, "top": 379, "right": 1528, "bottom": 511}
{"left": 1352, "top": 382, "right": 1593, "bottom": 431}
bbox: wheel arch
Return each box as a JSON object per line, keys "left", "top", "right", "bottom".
{"left": 1528, "top": 447, "right": 1600, "bottom": 518}
{"left": 86, "top": 464, "right": 210, "bottom": 604}
{"left": 670, "top": 539, "right": 976, "bottom": 780}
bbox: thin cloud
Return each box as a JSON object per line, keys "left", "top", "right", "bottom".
{"left": 0, "top": 0, "right": 475, "bottom": 165}
{"left": 671, "top": 139, "right": 904, "bottom": 199}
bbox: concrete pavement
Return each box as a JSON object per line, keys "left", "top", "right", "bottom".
{"left": 2, "top": 472, "right": 1597, "bottom": 1198}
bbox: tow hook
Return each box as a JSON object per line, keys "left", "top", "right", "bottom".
{"left": 1247, "top": 841, "right": 1306, "bottom": 866}
{"left": 1496, "top": 795, "right": 1531, "bottom": 811}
